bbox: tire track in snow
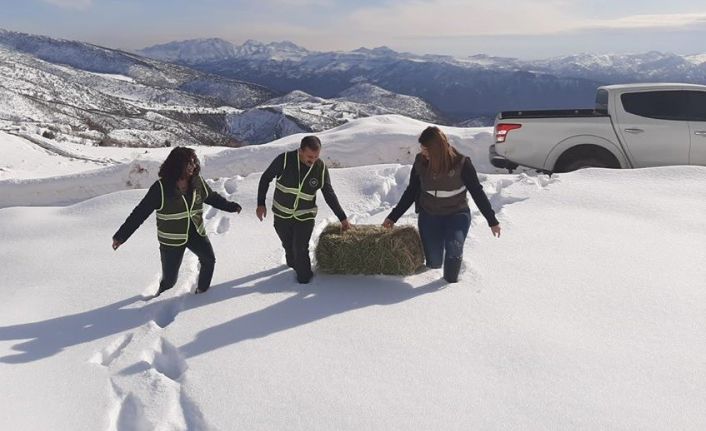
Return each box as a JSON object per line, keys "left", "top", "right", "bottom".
{"left": 10, "top": 131, "right": 118, "bottom": 164}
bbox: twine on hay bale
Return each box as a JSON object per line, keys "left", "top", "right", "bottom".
{"left": 315, "top": 223, "right": 425, "bottom": 275}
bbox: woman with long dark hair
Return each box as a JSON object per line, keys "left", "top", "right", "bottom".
{"left": 383, "top": 127, "right": 501, "bottom": 282}
{"left": 113, "top": 147, "right": 241, "bottom": 296}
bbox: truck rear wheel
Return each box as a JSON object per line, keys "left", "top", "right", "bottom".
{"left": 554, "top": 145, "right": 620, "bottom": 173}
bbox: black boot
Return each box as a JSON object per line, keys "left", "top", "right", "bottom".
{"left": 155, "top": 283, "right": 171, "bottom": 296}
{"left": 297, "top": 270, "right": 314, "bottom": 284}
{"left": 443, "top": 257, "right": 463, "bottom": 283}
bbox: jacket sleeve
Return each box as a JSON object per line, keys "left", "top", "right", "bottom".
{"left": 257, "top": 153, "right": 285, "bottom": 207}
{"left": 200, "top": 176, "right": 241, "bottom": 213}
{"left": 386, "top": 164, "right": 420, "bottom": 223}
{"left": 113, "top": 181, "right": 162, "bottom": 243}
{"left": 462, "top": 158, "right": 499, "bottom": 227}
{"left": 204, "top": 192, "right": 241, "bottom": 213}
{"left": 320, "top": 165, "right": 347, "bottom": 221}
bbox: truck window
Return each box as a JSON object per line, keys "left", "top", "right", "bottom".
{"left": 686, "top": 91, "right": 706, "bottom": 121}
{"left": 621, "top": 91, "right": 690, "bottom": 121}
{"left": 595, "top": 89, "right": 609, "bottom": 113}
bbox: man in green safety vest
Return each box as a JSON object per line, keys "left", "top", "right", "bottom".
{"left": 257, "top": 135, "right": 350, "bottom": 283}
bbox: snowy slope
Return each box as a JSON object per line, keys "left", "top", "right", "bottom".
{"left": 0, "top": 29, "right": 280, "bottom": 148}
{"left": 337, "top": 83, "right": 442, "bottom": 123}
{"left": 0, "top": 115, "right": 497, "bottom": 208}
{"left": 0, "top": 29, "right": 274, "bottom": 107}
{"left": 1, "top": 160, "right": 705, "bottom": 430}
{"left": 0, "top": 131, "right": 111, "bottom": 180}
{"left": 225, "top": 87, "right": 443, "bottom": 145}
{"left": 0, "top": 46, "right": 246, "bottom": 148}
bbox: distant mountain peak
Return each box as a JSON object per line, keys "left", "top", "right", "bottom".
{"left": 138, "top": 38, "right": 238, "bottom": 63}
{"left": 339, "top": 83, "right": 392, "bottom": 97}
{"left": 240, "top": 39, "right": 264, "bottom": 48}
{"left": 263, "top": 89, "right": 328, "bottom": 106}
{"left": 352, "top": 46, "right": 398, "bottom": 56}
{"left": 233, "top": 40, "right": 309, "bottom": 61}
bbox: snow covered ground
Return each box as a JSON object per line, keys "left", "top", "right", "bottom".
{"left": 0, "top": 115, "right": 498, "bottom": 208}
{"left": 1, "top": 115, "right": 705, "bottom": 430}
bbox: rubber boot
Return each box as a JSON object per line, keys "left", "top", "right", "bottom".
{"left": 443, "top": 257, "right": 463, "bottom": 283}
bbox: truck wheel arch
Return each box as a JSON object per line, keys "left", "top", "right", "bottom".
{"left": 545, "top": 135, "right": 629, "bottom": 172}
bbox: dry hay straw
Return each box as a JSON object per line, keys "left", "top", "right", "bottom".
{"left": 315, "top": 223, "right": 424, "bottom": 275}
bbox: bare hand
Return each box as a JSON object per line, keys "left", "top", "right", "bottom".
{"left": 340, "top": 219, "right": 352, "bottom": 232}
{"left": 382, "top": 218, "right": 394, "bottom": 229}
{"left": 256, "top": 206, "right": 267, "bottom": 221}
{"left": 112, "top": 239, "right": 122, "bottom": 250}
{"left": 491, "top": 224, "right": 501, "bottom": 238}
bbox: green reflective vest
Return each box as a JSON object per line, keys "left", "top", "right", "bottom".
{"left": 156, "top": 175, "right": 211, "bottom": 246}
{"left": 272, "top": 150, "right": 326, "bottom": 221}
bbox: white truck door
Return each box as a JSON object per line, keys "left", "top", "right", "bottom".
{"left": 686, "top": 91, "right": 706, "bottom": 166}
{"left": 614, "top": 90, "right": 691, "bottom": 167}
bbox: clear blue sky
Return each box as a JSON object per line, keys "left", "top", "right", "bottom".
{"left": 1, "top": 0, "right": 705, "bottom": 58}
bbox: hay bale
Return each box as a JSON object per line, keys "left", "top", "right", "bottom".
{"left": 315, "top": 224, "right": 425, "bottom": 275}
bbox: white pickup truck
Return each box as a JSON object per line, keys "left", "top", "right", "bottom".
{"left": 489, "top": 83, "right": 706, "bottom": 172}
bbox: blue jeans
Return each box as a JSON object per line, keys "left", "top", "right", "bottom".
{"left": 417, "top": 208, "right": 471, "bottom": 268}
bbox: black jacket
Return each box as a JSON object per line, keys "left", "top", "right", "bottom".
{"left": 387, "top": 157, "right": 499, "bottom": 227}
{"left": 257, "top": 152, "right": 347, "bottom": 221}
{"left": 113, "top": 180, "right": 241, "bottom": 243}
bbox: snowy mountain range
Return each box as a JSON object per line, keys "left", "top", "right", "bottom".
{"left": 0, "top": 29, "right": 447, "bottom": 147}
{"left": 139, "top": 38, "right": 310, "bottom": 63}
{"left": 529, "top": 52, "right": 706, "bottom": 83}
{"left": 0, "top": 30, "right": 275, "bottom": 108}
{"left": 4, "top": 28, "right": 706, "bottom": 148}
{"left": 140, "top": 38, "right": 706, "bottom": 122}
{"left": 0, "top": 29, "right": 283, "bottom": 147}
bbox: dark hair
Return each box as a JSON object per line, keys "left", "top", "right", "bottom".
{"left": 158, "top": 146, "right": 200, "bottom": 184}
{"left": 300, "top": 135, "right": 321, "bottom": 151}
{"left": 419, "top": 126, "right": 458, "bottom": 174}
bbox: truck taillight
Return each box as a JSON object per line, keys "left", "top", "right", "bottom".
{"left": 495, "top": 123, "right": 522, "bottom": 143}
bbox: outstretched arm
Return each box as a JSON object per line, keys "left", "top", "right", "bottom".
{"left": 204, "top": 192, "right": 241, "bottom": 213}
{"left": 384, "top": 165, "right": 420, "bottom": 225}
{"left": 112, "top": 181, "right": 162, "bottom": 248}
{"left": 201, "top": 177, "right": 242, "bottom": 213}
{"left": 201, "top": 177, "right": 241, "bottom": 213}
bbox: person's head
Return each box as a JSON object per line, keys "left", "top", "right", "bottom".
{"left": 159, "top": 146, "right": 200, "bottom": 184}
{"left": 298, "top": 135, "right": 321, "bottom": 166}
{"left": 418, "top": 126, "right": 458, "bottom": 174}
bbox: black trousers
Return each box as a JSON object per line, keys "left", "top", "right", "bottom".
{"left": 274, "top": 217, "right": 315, "bottom": 283}
{"left": 158, "top": 225, "right": 216, "bottom": 294}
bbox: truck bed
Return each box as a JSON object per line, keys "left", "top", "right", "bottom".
{"left": 499, "top": 109, "right": 609, "bottom": 120}
{"left": 492, "top": 115, "right": 619, "bottom": 171}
